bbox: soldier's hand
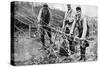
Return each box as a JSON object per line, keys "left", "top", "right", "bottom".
{"left": 68, "top": 33, "right": 74, "bottom": 39}
{"left": 74, "top": 36, "right": 80, "bottom": 41}
{"left": 80, "top": 37, "right": 86, "bottom": 41}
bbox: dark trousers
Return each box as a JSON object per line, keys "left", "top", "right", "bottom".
{"left": 40, "top": 26, "right": 52, "bottom": 46}
{"left": 68, "top": 38, "right": 75, "bottom": 53}
{"left": 80, "top": 40, "right": 89, "bottom": 61}
{"left": 80, "top": 46, "right": 86, "bottom": 61}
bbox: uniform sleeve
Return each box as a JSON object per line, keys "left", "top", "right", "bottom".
{"left": 69, "top": 10, "right": 76, "bottom": 34}
{"left": 37, "top": 8, "right": 43, "bottom": 23}
{"left": 70, "top": 19, "right": 76, "bottom": 34}
{"left": 72, "top": 10, "right": 75, "bottom": 20}
{"left": 81, "top": 17, "right": 87, "bottom": 39}
{"left": 69, "top": 9, "right": 75, "bottom": 22}
{"left": 48, "top": 8, "right": 52, "bottom": 21}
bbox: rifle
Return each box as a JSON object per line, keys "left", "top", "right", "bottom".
{"left": 37, "top": 20, "right": 91, "bottom": 41}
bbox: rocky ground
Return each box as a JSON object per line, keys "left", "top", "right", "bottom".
{"left": 13, "top": 24, "right": 97, "bottom": 65}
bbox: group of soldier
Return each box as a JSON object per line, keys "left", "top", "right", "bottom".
{"left": 37, "top": 3, "right": 89, "bottom": 61}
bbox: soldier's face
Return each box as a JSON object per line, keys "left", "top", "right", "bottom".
{"left": 76, "top": 10, "right": 81, "bottom": 19}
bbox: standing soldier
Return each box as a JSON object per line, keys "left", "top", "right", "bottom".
{"left": 37, "top": 3, "right": 53, "bottom": 50}
{"left": 62, "top": 4, "right": 75, "bottom": 33}
{"left": 62, "top": 4, "right": 75, "bottom": 54}
{"left": 70, "top": 6, "right": 89, "bottom": 61}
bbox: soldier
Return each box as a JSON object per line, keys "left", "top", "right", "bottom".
{"left": 37, "top": 3, "right": 53, "bottom": 50}
{"left": 70, "top": 6, "right": 89, "bottom": 61}
{"left": 62, "top": 4, "right": 75, "bottom": 33}
{"left": 62, "top": 4, "right": 75, "bottom": 54}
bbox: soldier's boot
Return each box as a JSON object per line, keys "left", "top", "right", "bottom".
{"left": 70, "top": 46, "right": 75, "bottom": 55}
{"left": 79, "top": 54, "right": 85, "bottom": 61}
